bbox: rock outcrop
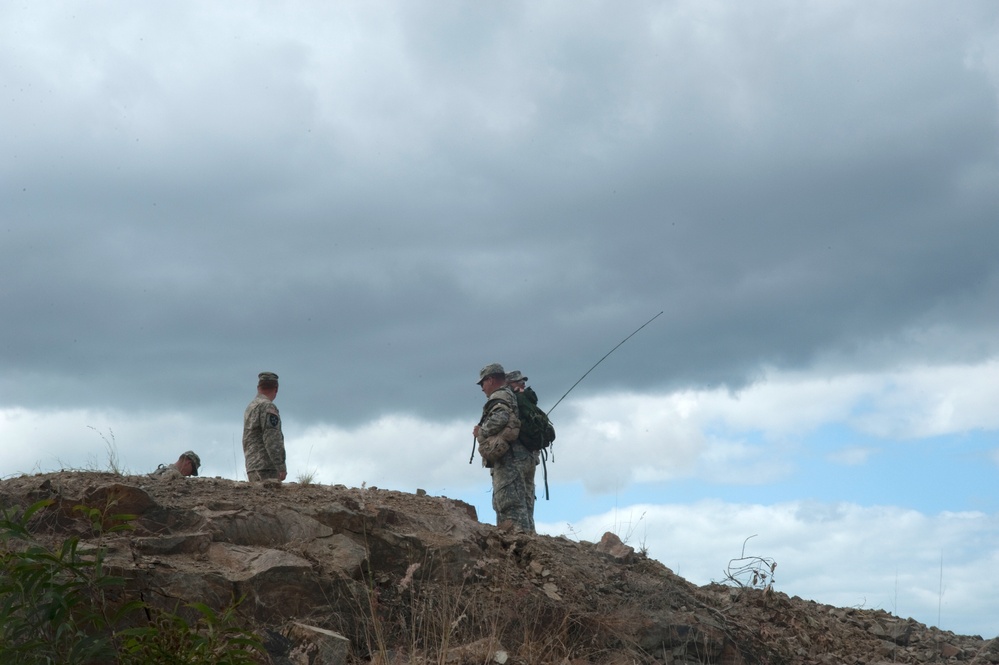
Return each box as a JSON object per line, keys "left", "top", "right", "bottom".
{"left": 0, "top": 472, "right": 994, "bottom": 664}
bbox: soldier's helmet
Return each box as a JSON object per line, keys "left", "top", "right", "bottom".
{"left": 477, "top": 363, "right": 505, "bottom": 385}
{"left": 182, "top": 451, "right": 201, "bottom": 476}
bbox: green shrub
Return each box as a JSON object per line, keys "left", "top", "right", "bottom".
{"left": 0, "top": 499, "right": 264, "bottom": 665}
{"left": 117, "top": 602, "right": 264, "bottom": 665}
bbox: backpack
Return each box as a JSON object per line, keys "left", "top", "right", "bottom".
{"left": 515, "top": 387, "right": 556, "bottom": 451}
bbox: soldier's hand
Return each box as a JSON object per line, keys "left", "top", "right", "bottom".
{"left": 473, "top": 425, "right": 480, "bottom": 438}
{"left": 278, "top": 470, "right": 287, "bottom": 481}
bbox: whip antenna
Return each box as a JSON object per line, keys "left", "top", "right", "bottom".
{"left": 547, "top": 310, "right": 663, "bottom": 415}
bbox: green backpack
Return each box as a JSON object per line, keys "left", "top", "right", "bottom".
{"left": 514, "top": 387, "right": 556, "bottom": 451}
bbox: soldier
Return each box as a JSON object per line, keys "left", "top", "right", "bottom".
{"left": 242, "top": 371, "right": 287, "bottom": 482}
{"left": 505, "top": 369, "right": 543, "bottom": 528}
{"left": 473, "top": 362, "right": 535, "bottom": 533}
{"left": 505, "top": 370, "right": 526, "bottom": 393}
{"left": 149, "top": 450, "right": 201, "bottom": 480}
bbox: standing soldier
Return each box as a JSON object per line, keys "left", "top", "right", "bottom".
{"left": 242, "top": 371, "right": 287, "bottom": 482}
{"left": 473, "top": 363, "right": 534, "bottom": 533}
{"left": 505, "top": 370, "right": 530, "bottom": 395}
{"left": 505, "top": 369, "right": 546, "bottom": 525}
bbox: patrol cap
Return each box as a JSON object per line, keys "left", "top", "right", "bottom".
{"left": 258, "top": 372, "right": 279, "bottom": 383}
{"left": 182, "top": 451, "right": 201, "bottom": 476}
{"left": 477, "top": 363, "right": 505, "bottom": 385}
{"left": 505, "top": 370, "right": 528, "bottom": 383}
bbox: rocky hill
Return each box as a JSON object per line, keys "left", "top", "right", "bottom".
{"left": 0, "top": 471, "right": 995, "bottom": 665}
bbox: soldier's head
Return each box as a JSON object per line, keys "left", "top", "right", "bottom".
{"left": 177, "top": 450, "right": 201, "bottom": 477}
{"left": 477, "top": 363, "right": 506, "bottom": 396}
{"left": 257, "top": 371, "right": 279, "bottom": 399}
{"left": 505, "top": 370, "right": 528, "bottom": 393}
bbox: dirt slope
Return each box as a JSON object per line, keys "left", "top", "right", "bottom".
{"left": 0, "top": 471, "right": 994, "bottom": 664}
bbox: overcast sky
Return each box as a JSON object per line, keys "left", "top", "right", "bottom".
{"left": 3, "top": 0, "right": 998, "bottom": 639}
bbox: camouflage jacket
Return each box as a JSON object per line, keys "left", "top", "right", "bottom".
{"left": 242, "top": 394, "right": 286, "bottom": 474}
{"left": 149, "top": 463, "right": 183, "bottom": 481}
{"left": 477, "top": 386, "right": 520, "bottom": 441}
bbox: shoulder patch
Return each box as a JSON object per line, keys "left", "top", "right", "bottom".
{"left": 267, "top": 413, "right": 280, "bottom": 428}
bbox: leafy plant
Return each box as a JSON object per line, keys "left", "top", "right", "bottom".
{"left": 0, "top": 499, "right": 125, "bottom": 663}
{"left": 118, "top": 602, "right": 264, "bottom": 665}
{"left": 0, "top": 499, "right": 264, "bottom": 665}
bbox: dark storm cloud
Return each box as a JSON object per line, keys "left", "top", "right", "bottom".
{"left": 2, "top": 1, "right": 998, "bottom": 427}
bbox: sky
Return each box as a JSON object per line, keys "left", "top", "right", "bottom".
{"left": 3, "top": 0, "right": 999, "bottom": 639}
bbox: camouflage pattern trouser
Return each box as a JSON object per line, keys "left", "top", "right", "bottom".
{"left": 490, "top": 451, "right": 538, "bottom": 533}
{"left": 247, "top": 469, "right": 281, "bottom": 482}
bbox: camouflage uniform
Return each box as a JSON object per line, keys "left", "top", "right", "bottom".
{"left": 505, "top": 372, "right": 545, "bottom": 531}
{"left": 242, "top": 389, "right": 286, "bottom": 481}
{"left": 148, "top": 450, "right": 201, "bottom": 481}
{"left": 148, "top": 463, "right": 184, "bottom": 480}
{"left": 478, "top": 383, "right": 535, "bottom": 533}
{"left": 519, "top": 386, "right": 542, "bottom": 530}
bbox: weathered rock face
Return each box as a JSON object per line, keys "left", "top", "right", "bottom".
{"left": 0, "top": 472, "right": 994, "bottom": 665}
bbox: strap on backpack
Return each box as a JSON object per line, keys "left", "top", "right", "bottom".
{"left": 540, "top": 449, "right": 549, "bottom": 500}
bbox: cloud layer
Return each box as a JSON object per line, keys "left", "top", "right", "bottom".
{"left": 2, "top": 0, "right": 998, "bottom": 638}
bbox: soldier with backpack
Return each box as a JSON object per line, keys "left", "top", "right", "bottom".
{"left": 506, "top": 370, "right": 557, "bottom": 509}
{"left": 473, "top": 363, "right": 535, "bottom": 533}
{"left": 506, "top": 371, "right": 556, "bottom": 449}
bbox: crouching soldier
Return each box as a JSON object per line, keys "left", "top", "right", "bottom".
{"left": 149, "top": 450, "right": 201, "bottom": 480}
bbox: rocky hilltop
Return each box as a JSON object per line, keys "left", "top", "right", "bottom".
{"left": 0, "top": 471, "right": 995, "bottom": 665}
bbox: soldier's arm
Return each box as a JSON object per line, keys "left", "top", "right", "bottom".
{"left": 261, "top": 408, "right": 286, "bottom": 473}
{"left": 478, "top": 402, "right": 513, "bottom": 440}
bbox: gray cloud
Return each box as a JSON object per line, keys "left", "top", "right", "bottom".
{"left": 2, "top": 1, "right": 998, "bottom": 430}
